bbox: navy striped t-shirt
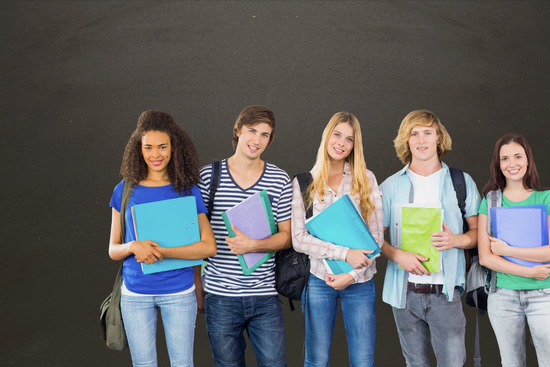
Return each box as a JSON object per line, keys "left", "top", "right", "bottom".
{"left": 198, "top": 159, "right": 292, "bottom": 297}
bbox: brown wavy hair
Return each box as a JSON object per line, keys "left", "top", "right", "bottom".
{"left": 232, "top": 105, "right": 275, "bottom": 149}
{"left": 120, "top": 110, "right": 200, "bottom": 194}
{"left": 482, "top": 132, "right": 546, "bottom": 196}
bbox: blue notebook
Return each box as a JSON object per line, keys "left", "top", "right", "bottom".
{"left": 132, "top": 196, "right": 203, "bottom": 274}
{"left": 490, "top": 204, "right": 549, "bottom": 267}
{"left": 221, "top": 190, "right": 277, "bottom": 275}
{"left": 305, "top": 194, "right": 381, "bottom": 274}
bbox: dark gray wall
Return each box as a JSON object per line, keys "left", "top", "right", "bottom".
{"left": 2, "top": 1, "right": 549, "bottom": 366}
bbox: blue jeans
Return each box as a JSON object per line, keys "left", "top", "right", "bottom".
{"left": 303, "top": 274, "right": 376, "bottom": 367}
{"left": 121, "top": 292, "right": 197, "bottom": 367}
{"left": 204, "top": 293, "right": 286, "bottom": 367}
{"left": 392, "top": 288, "right": 466, "bottom": 367}
{"left": 488, "top": 287, "right": 550, "bottom": 367}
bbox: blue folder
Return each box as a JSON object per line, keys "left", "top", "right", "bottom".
{"left": 132, "top": 196, "right": 203, "bottom": 274}
{"left": 305, "top": 194, "right": 381, "bottom": 275}
{"left": 490, "top": 204, "right": 549, "bottom": 267}
{"left": 221, "top": 190, "right": 277, "bottom": 275}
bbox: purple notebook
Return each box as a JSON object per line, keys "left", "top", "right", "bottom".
{"left": 221, "top": 190, "right": 277, "bottom": 275}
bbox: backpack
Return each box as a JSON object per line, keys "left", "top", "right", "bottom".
{"left": 448, "top": 167, "right": 473, "bottom": 269}
{"left": 465, "top": 190, "right": 499, "bottom": 311}
{"left": 99, "top": 180, "right": 132, "bottom": 351}
{"left": 274, "top": 172, "right": 313, "bottom": 311}
{"left": 464, "top": 190, "right": 499, "bottom": 367}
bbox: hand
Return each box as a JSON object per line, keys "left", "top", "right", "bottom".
{"left": 325, "top": 273, "right": 354, "bottom": 290}
{"left": 489, "top": 236, "right": 511, "bottom": 256}
{"left": 130, "top": 240, "right": 163, "bottom": 264}
{"left": 345, "top": 248, "right": 374, "bottom": 269}
{"left": 396, "top": 250, "right": 430, "bottom": 276}
{"left": 431, "top": 222, "right": 458, "bottom": 251}
{"left": 226, "top": 225, "right": 253, "bottom": 255}
{"left": 529, "top": 265, "right": 550, "bottom": 281}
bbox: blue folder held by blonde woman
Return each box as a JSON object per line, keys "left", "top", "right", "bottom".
{"left": 305, "top": 194, "right": 381, "bottom": 275}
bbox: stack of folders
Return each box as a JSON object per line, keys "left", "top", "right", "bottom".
{"left": 132, "top": 196, "right": 203, "bottom": 274}
{"left": 222, "top": 190, "right": 277, "bottom": 275}
{"left": 305, "top": 194, "right": 381, "bottom": 275}
{"left": 490, "top": 205, "right": 549, "bottom": 267}
{"left": 400, "top": 205, "right": 442, "bottom": 273}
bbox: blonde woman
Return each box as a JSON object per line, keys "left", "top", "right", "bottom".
{"left": 291, "top": 111, "right": 383, "bottom": 367}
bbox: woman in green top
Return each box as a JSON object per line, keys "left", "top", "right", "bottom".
{"left": 478, "top": 132, "right": 550, "bottom": 367}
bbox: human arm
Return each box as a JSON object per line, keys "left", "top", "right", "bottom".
{"left": 380, "top": 233, "right": 430, "bottom": 276}
{"left": 478, "top": 213, "right": 550, "bottom": 280}
{"left": 490, "top": 215, "right": 550, "bottom": 262}
{"left": 325, "top": 273, "right": 355, "bottom": 290}
{"left": 430, "top": 216, "right": 478, "bottom": 251}
{"left": 108, "top": 208, "right": 164, "bottom": 264}
{"left": 156, "top": 213, "right": 217, "bottom": 260}
{"left": 225, "top": 220, "right": 291, "bottom": 254}
{"left": 290, "top": 177, "right": 369, "bottom": 269}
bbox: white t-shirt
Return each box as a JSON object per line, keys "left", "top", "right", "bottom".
{"left": 407, "top": 168, "right": 445, "bottom": 285}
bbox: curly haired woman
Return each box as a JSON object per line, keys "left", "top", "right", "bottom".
{"left": 108, "top": 110, "right": 216, "bottom": 367}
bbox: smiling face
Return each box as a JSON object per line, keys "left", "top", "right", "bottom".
{"left": 408, "top": 124, "right": 439, "bottom": 164}
{"left": 235, "top": 122, "right": 272, "bottom": 160}
{"left": 499, "top": 142, "right": 528, "bottom": 184}
{"left": 327, "top": 122, "right": 354, "bottom": 162}
{"left": 141, "top": 130, "right": 171, "bottom": 175}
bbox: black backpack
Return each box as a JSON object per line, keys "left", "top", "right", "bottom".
{"left": 274, "top": 172, "right": 313, "bottom": 311}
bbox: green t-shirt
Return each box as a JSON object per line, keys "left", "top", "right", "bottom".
{"left": 478, "top": 190, "right": 550, "bottom": 290}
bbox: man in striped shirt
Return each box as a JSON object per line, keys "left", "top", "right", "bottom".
{"left": 198, "top": 105, "right": 292, "bottom": 367}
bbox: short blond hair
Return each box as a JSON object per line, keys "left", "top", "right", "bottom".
{"left": 393, "top": 109, "right": 452, "bottom": 164}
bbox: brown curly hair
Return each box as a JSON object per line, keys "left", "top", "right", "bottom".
{"left": 120, "top": 110, "right": 200, "bottom": 194}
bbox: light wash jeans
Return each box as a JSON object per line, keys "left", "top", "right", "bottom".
{"left": 303, "top": 274, "right": 376, "bottom": 367}
{"left": 392, "top": 288, "right": 466, "bottom": 367}
{"left": 488, "top": 287, "right": 550, "bottom": 367}
{"left": 121, "top": 292, "right": 197, "bottom": 367}
{"left": 204, "top": 293, "right": 286, "bottom": 367}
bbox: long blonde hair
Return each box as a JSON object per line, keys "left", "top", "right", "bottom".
{"left": 306, "top": 111, "right": 375, "bottom": 222}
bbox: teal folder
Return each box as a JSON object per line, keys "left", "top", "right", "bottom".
{"left": 305, "top": 194, "right": 381, "bottom": 275}
{"left": 490, "top": 205, "right": 549, "bottom": 267}
{"left": 132, "top": 196, "right": 203, "bottom": 274}
{"left": 221, "top": 190, "right": 277, "bottom": 275}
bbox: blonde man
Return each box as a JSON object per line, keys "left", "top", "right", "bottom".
{"left": 380, "top": 110, "right": 481, "bottom": 366}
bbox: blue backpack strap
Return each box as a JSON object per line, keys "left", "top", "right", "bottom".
{"left": 207, "top": 161, "right": 221, "bottom": 221}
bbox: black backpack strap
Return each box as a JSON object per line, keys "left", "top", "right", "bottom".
{"left": 291, "top": 172, "right": 313, "bottom": 313}
{"left": 295, "top": 172, "right": 313, "bottom": 219}
{"left": 449, "top": 167, "right": 469, "bottom": 233}
{"left": 120, "top": 180, "right": 133, "bottom": 242}
{"left": 207, "top": 161, "right": 221, "bottom": 221}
